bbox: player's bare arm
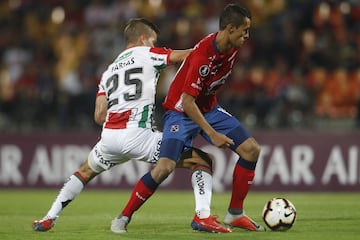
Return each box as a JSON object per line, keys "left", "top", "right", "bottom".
{"left": 94, "top": 94, "right": 107, "bottom": 125}
{"left": 181, "top": 93, "right": 234, "bottom": 148}
{"left": 169, "top": 49, "right": 192, "bottom": 64}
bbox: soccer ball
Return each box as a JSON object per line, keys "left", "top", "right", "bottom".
{"left": 262, "top": 197, "right": 297, "bottom": 231}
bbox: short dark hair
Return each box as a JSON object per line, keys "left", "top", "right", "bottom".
{"left": 124, "top": 18, "right": 160, "bottom": 44}
{"left": 219, "top": 4, "right": 251, "bottom": 30}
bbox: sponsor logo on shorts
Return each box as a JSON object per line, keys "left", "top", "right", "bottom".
{"left": 95, "top": 147, "right": 116, "bottom": 169}
{"left": 170, "top": 124, "right": 179, "bottom": 132}
{"left": 150, "top": 139, "right": 161, "bottom": 163}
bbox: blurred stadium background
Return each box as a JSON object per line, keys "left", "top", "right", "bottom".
{"left": 0, "top": 0, "right": 359, "bottom": 132}
{"left": 0, "top": 0, "right": 359, "bottom": 192}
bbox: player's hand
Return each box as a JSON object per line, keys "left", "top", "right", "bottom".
{"left": 209, "top": 132, "right": 234, "bottom": 148}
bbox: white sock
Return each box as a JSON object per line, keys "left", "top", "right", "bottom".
{"left": 191, "top": 169, "right": 212, "bottom": 219}
{"left": 45, "top": 174, "right": 85, "bottom": 219}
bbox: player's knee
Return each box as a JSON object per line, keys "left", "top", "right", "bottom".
{"left": 193, "top": 148, "right": 213, "bottom": 168}
{"left": 237, "top": 138, "right": 261, "bottom": 161}
{"left": 158, "top": 164, "right": 175, "bottom": 175}
{"left": 152, "top": 158, "right": 176, "bottom": 182}
{"left": 250, "top": 141, "right": 261, "bottom": 159}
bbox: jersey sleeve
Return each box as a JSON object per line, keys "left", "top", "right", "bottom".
{"left": 149, "top": 47, "right": 173, "bottom": 70}
{"left": 96, "top": 75, "right": 107, "bottom": 97}
{"left": 182, "top": 53, "right": 209, "bottom": 97}
{"left": 97, "top": 85, "right": 106, "bottom": 96}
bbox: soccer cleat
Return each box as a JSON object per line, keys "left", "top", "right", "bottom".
{"left": 33, "top": 217, "right": 57, "bottom": 232}
{"left": 191, "top": 215, "right": 232, "bottom": 233}
{"left": 111, "top": 215, "right": 129, "bottom": 233}
{"left": 224, "top": 212, "right": 265, "bottom": 231}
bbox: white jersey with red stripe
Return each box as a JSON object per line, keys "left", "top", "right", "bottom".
{"left": 87, "top": 46, "right": 172, "bottom": 172}
{"left": 98, "top": 46, "right": 172, "bottom": 130}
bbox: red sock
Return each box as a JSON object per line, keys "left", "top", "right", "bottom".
{"left": 121, "top": 173, "right": 158, "bottom": 218}
{"left": 229, "top": 161, "right": 255, "bottom": 210}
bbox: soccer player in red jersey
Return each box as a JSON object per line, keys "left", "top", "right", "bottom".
{"left": 119, "top": 4, "right": 265, "bottom": 232}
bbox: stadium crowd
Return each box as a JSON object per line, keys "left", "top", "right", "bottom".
{"left": 0, "top": 0, "right": 359, "bottom": 132}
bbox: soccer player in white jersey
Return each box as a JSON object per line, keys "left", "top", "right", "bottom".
{"left": 33, "top": 18, "right": 231, "bottom": 233}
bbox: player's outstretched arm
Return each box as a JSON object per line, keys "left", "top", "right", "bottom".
{"left": 169, "top": 49, "right": 192, "bottom": 64}
{"left": 94, "top": 95, "right": 107, "bottom": 125}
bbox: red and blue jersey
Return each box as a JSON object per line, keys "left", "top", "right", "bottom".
{"left": 163, "top": 33, "right": 238, "bottom": 113}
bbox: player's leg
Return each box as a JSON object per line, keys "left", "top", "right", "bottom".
{"left": 113, "top": 157, "right": 179, "bottom": 233}
{"left": 112, "top": 158, "right": 177, "bottom": 233}
{"left": 112, "top": 111, "right": 192, "bottom": 233}
{"left": 178, "top": 148, "right": 213, "bottom": 219}
{"left": 204, "top": 106, "right": 265, "bottom": 231}
{"left": 32, "top": 157, "right": 99, "bottom": 231}
{"left": 223, "top": 135, "right": 265, "bottom": 231}
{"left": 228, "top": 137, "right": 260, "bottom": 212}
{"left": 178, "top": 148, "right": 231, "bottom": 233}
{"left": 33, "top": 140, "right": 113, "bottom": 232}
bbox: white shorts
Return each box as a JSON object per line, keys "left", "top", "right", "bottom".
{"left": 88, "top": 128, "right": 162, "bottom": 173}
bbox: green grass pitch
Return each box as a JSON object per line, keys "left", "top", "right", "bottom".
{"left": 0, "top": 190, "right": 359, "bottom": 240}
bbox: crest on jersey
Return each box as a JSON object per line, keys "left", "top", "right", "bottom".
{"left": 199, "top": 65, "right": 210, "bottom": 77}
{"left": 170, "top": 124, "right": 179, "bottom": 132}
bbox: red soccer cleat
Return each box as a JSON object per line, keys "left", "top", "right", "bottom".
{"left": 224, "top": 213, "right": 265, "bottom": 231}
{"left": 33, "top": 218, "right": 56, "bottom": 232}
{"left": 191, "top": 215, "right": 232, "bottom": 233}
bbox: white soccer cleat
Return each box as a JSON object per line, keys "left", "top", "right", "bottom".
{"left": 111, "top": 215, "right": 129, "bottom": 233}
